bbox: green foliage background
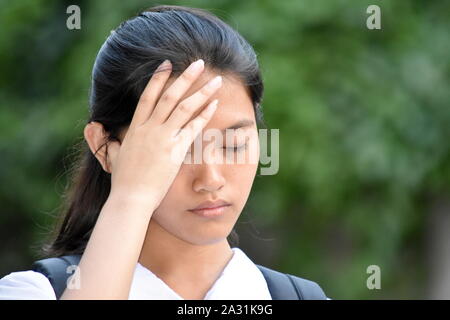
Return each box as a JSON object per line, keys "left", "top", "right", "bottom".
{"left": 1, "top": 0, "right": 449, "bottom": 299}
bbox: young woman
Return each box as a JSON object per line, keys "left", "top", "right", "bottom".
{"left": 0, "top": 5, "right": 328, "bottom": 300}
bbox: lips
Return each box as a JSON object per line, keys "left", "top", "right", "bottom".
{"left": 189, "top": 199, "right": 231, "bottom": 211}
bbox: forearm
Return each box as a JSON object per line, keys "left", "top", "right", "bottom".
{"left": 60, "top": 194, "right": 155, "bottom": 299}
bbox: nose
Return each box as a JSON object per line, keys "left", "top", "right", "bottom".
{"left": 192, "top": 162, "right": 226, "bottom": 193}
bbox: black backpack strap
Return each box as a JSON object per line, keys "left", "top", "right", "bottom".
{"left": 32, "top": 255, "right": 327, "bottom": 300}
{"left": 256, "top": 264, "right": 327, "bottom": 300}
{"left": 31, "top": 255, "right": 82, "bottom": 299}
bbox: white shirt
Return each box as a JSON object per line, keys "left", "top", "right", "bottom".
{"left": 0, "top": 247, "right": 272, "bottom": 300}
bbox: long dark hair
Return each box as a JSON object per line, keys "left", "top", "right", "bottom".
{"left": 37, "top": 5, "right": 265, "bottom": 259}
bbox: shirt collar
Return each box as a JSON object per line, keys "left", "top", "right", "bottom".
{"left": 129, "top": 247, "right": 271, "bottom": 300}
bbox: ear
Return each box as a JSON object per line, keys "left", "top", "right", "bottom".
{"left": 84, "top": 122, "right": 112, "bottom": 173}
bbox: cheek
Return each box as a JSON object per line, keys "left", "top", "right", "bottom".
{"left": 227, "top": 163, "right": 258, "bottom": 195}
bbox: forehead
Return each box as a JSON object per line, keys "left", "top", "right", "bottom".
{"left": 164, "top": 69, "right": 256, "bottom": 128}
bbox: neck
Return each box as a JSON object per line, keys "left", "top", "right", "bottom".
{"left": 138, "top": 219, "right": 234, "bottom": 286}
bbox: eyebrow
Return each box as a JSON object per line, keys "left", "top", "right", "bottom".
{"left": 221, "top": 120, "right": 255, "bottom": 133}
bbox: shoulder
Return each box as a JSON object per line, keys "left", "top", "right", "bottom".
{"left": 0, "top": 270, "right": 56, "bottom": 300}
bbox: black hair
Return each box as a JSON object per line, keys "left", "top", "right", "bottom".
{"left": 37, "top": 5, "right": 265, "bottom": 258}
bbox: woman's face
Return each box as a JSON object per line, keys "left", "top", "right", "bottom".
{"left": 120, "top": 70, "right": 260, "bottom": 246}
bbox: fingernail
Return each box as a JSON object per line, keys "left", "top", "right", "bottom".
{"left": 156, "top": 59, "right": 171, "bottom": 72}
{"left": 205, "top": 76, "right": 222, "bottom": 90}
{"left": 187, "top": 59, "right": 204, "bottom": 74}
{"left": 205, "top": 99, "right": 218, "bottom": 116}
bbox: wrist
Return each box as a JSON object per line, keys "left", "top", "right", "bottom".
{"left": 106, "top": 191, "right": 158, "bottom": 216}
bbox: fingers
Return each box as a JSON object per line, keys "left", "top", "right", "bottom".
{"left": 165, "top": 75, "right": 222, "bottom": 130}
{"left": 128, "top": 60, "right": 172, "bottom": 132}
{"left": 177, "top": 99, "right": 218, "bottom": 144}
{"left": 149, "top": 59, "right": 205, "bottom": 124}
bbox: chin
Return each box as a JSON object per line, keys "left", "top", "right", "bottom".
{"left": 178, "top": 228, "right": 233, "bottom": 246}
{"left": 153, "top": 212, "right": 237, "bottom": 245}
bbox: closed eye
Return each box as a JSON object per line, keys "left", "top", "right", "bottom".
{"left": 223, "top": 143, "right": 248, "bottom": 152}
{"left": 186, "top": 143, "right": 247, "bottom": 154}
